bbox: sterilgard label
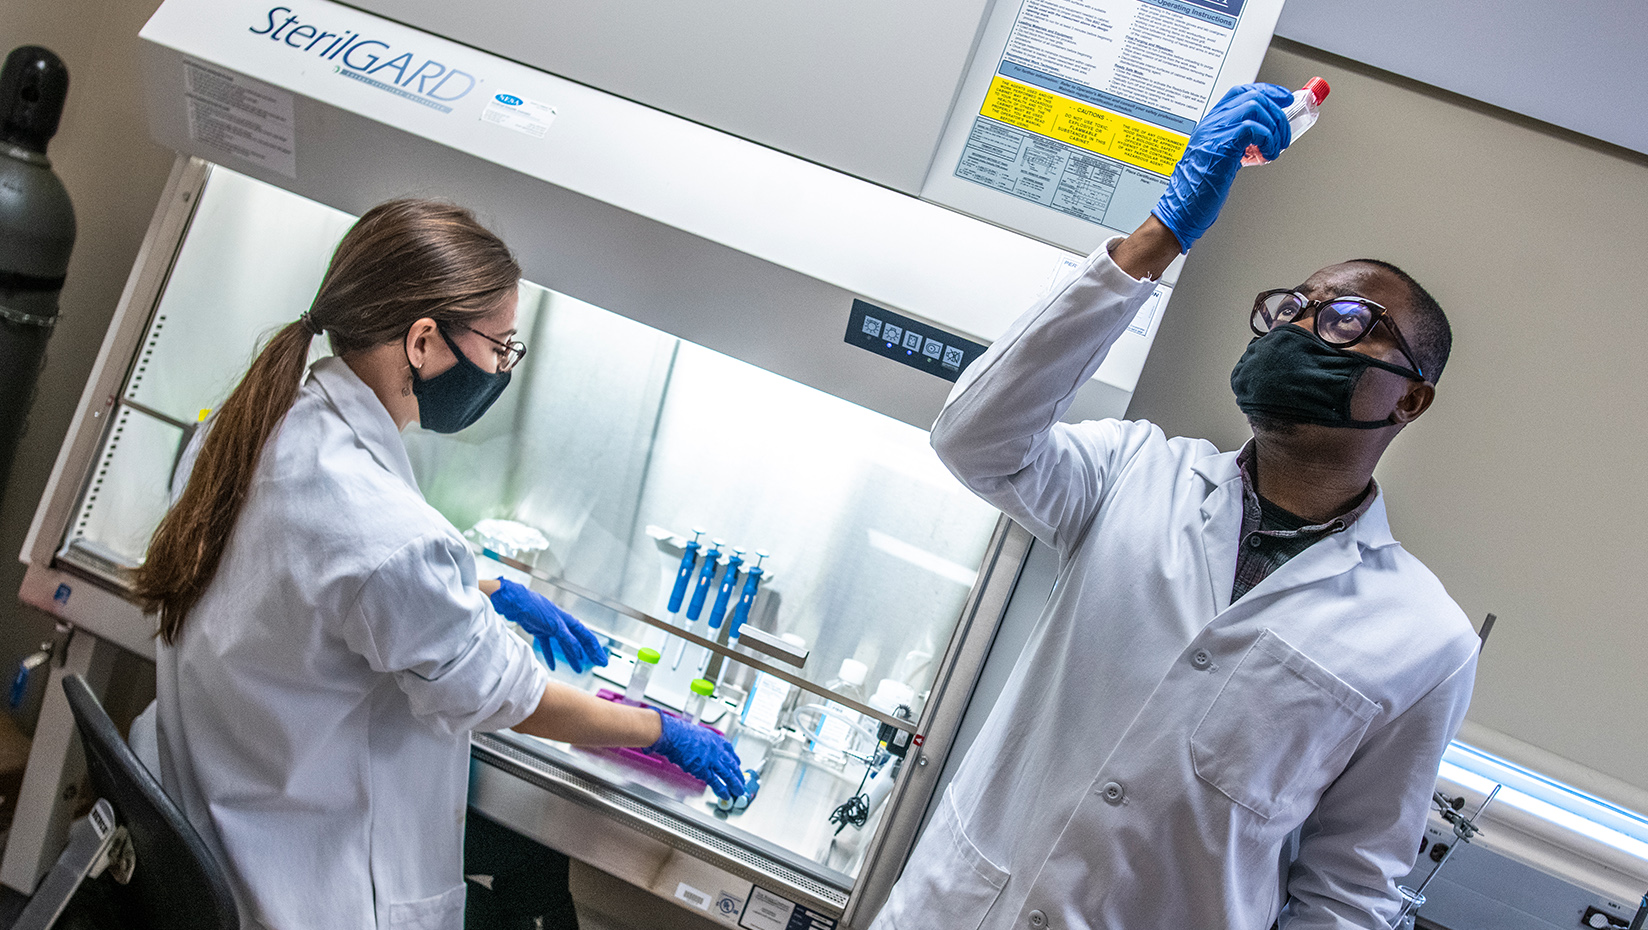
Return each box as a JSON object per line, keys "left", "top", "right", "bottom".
{"left": 481, "top": 92, "right": 558, "bottom": 138}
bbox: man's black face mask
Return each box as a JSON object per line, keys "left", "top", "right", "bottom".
{"left": 1229, "top": 325, "right": 1416, "bottom": 430}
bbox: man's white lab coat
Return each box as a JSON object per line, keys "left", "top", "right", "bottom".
{"left": 154, "top": 356, "right": 548, "bottom": 929}
{"left": 872, "top": 242, "right": 1478, "bottom": 930}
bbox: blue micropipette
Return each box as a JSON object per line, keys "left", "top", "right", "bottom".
{"left": 728, "top": 551, "right": 767, "bottom": 642}
{"left": 668, "top": 529, "right": 705, "bottom": 615}
{"left": 685, "top": 538, "right": 724, "bottom": 622}
{"left": 708, "top": 548, "right": 745, "bottom": 632}
{"left": 713, "top": 550, "right": 767, "bottom": 687}
{"left": 658, "top": 529, "right": 704, "bottom": 674}
{"left": 698, "top": 549, "right": 744, "bottom": 681}
{"left": 674, "top": 538, "right": 724, "bottom": 671}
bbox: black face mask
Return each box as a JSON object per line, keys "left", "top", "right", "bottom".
{"left": 410, "top": 326, "right": 511, "bottom": 433}
{"left": 1229, "top": 325, "right": 1417, "bottom": 430}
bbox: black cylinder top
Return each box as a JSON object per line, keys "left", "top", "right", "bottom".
{"left": 0, "top": 46, "right": 69, "bottom": 154}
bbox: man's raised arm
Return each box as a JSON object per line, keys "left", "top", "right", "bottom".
{"left": 930, "top": 83, "right": 1295, "bottom": 549}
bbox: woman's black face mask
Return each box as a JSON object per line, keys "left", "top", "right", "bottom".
{"left": 1229, "top": 325, "right": 1417, "bottom": 430}
{"left": 411, "top": 325, "right": 511, "bottom": 433}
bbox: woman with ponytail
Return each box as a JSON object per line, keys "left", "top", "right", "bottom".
{"left": 133, "top": 200, "right": 743, "bottom": 929}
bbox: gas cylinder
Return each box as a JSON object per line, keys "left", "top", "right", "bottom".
{"left": 0, "top": 46, "right": 74, "bottom": 496}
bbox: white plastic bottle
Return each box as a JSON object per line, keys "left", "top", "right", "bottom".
{"left": 810, "top": 659, "right": 869, "bottom": 765}
{"left": 1242, "top": 77, "right": 1330, "bottom": 166}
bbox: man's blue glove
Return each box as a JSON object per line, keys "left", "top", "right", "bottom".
{"left": 1152, "top": 83, "right": 1294, "bottom": 252}
{"left": 649, "top": 709, "right": 746, "bottom": 800}
{"left": 489, "top": 578, "right": 608, "bottom": 674}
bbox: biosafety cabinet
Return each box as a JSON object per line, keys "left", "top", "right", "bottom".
{"left": 11, "top": 156, "right": 1033, "bottom": 925}
{"left": 9, "top": 0, "right": 1646, "bottom": 927}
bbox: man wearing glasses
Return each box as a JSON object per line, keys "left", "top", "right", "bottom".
{"left": 873, "top": 85, "right": 1478, "bottom": 930}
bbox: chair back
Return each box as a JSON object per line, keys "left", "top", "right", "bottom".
{"left": 61, "top": 674, "right": 238, "bottom": 930}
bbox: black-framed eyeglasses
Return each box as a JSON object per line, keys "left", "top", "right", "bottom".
{"left": 1250, "top": 289, "right": 1427, "bottom": 382}
{"left": 444, "top": 321, "right": 528, "bottom": 372}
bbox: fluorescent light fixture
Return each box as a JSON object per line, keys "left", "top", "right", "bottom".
{"left": 1440, "top": 742, "right": 1648, "bottom": 864}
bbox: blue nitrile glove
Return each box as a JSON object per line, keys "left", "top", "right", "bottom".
{"left": 489, "top": 578, "right": 608, "bottom": 674}
{"left": 649, "top": 709, "right": 747, "bottom": 800}
{"left": 1151, "top": 82, "right": 1294, "bottom": 252}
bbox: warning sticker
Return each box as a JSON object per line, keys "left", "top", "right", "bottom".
{"left": 981, "top": 76, "right": 1187, "bottom": 174}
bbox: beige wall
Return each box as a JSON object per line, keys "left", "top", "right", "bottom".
{"left": 0, "top": 0, "right": 172, "bottom": 725}
{"left": 1130, "top": 40, "right": 1648, "bottom": 805}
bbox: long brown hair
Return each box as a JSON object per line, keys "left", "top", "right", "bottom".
{"left": 135, "top": 198, "right": 520, "bottom": 643}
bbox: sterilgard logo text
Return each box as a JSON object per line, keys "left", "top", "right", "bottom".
{"left": 250, "top": 6, "right": 477, "bottom": 113}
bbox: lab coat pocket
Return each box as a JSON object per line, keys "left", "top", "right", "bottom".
{"left": 879, "top": 790, "right": 1009, "bottom": 930}
{"left": 1190, "top": 629, "right": 1377, "bottom": 821}
{"left": 386, "top": 883, "right": 465, "bottom": 929}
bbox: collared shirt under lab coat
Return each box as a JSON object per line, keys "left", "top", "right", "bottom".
{"left": 154, "top": 356, "right": 549, "bottom": 930}
{"left": 871, "top": 242, "right": 1479, "bottom": 930}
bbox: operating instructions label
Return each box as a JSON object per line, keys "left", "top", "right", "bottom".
{"left": 934, "top": 0, "right": 1279, "bottom": 239}
{"left": 183, "top": 59, "right": 296, "bottom": 177}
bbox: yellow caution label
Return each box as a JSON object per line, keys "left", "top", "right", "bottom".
{"left": 981, "top": 76, "right": 1188, "bottom": 176}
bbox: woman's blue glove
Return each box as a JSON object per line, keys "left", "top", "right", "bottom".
{"left": 1151, "top": 82, "right": 1294, "bottom": 252}
{"left": 488, "top": 578, "right": 609, "bottom": 674}
{"left": 649, "top": 709, "right": 746, "bottom": 800}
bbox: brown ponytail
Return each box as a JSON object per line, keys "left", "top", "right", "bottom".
{"left": 134, "top": 199, "right": 520, "bottom": 643}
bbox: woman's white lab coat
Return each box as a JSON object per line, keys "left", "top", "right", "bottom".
{"left": 871, "top": 243, "right": 1478, "bottom": 930}
{"left": 154, "top": 356, "right": 548, "bottom": 929}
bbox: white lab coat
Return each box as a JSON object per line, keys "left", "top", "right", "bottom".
{"left": 872, "top": 242, "right": 1478, "bottom": 930}
{"left": 154, "top": 356, "right": 548, "bottom": 930}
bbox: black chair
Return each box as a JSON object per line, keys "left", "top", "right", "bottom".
{"left": 11, "top": 675, "right": 237, "bottom": 930}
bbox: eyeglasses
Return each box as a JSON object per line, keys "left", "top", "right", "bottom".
{"left": 445, "top": 321, "right": 528, "bottom": 372}
{"left": 1250, "top": 289, "right": 1427, "bottom": 382}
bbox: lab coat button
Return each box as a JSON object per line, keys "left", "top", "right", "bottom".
{"left": 1028, "top": 909, "right": 1048, "bottom": 929}
{"left": 1100, "top": 781, "right": 1124, "bottom": 803}
{"left": 1190, "top": 649, "right": 1212, "bottom": 669}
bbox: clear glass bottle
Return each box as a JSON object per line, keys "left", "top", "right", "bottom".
{"left": 1242, "top": 77, "right": 1330, "bottom": 166}
{"left": 625, "top": 647, "right": 661, "bottom": 703}
{"left": 684, "top": 678, "right": 716, "bottom": 725}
